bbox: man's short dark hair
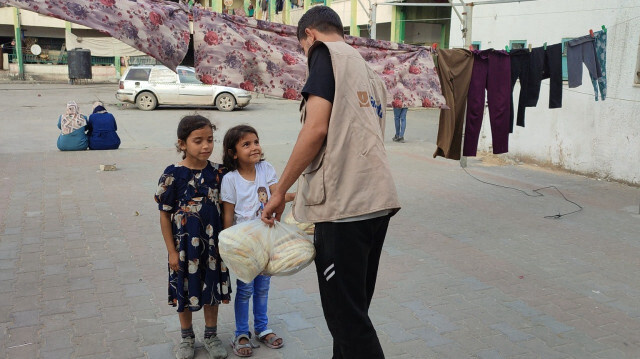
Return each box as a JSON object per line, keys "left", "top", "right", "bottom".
{"left": 297, "top": 6, "right": 344, "bottom": 41}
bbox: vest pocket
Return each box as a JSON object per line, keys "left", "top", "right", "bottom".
{"left": 301, "top": 151, "right": 325, "bottom": 206}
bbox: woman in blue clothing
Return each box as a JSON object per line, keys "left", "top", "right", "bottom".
{"left": 87, "top": 101, "right": 121, "bottom": 150}
{"left": 57, "top": 101, "right": 88, "bottom": 151}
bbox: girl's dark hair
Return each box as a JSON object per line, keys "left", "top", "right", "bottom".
{"left": 176, "top": 115, "right": 216, "bottom": 159}
{"left": 223, "top": 125, "right": 263, "bottom": 171}
{"left": 297, "top": 5, "right": 344, "bottom": 41}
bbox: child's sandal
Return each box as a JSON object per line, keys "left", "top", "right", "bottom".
{"left": 255, "top": 329, "right": 284, "bottom": 349}
{"left": 230, "top": 334, "right": 253, "bottom": 357}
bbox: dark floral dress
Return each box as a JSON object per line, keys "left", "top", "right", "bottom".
{"left": 155, "top": 161, "right": 232, "bottom": 312}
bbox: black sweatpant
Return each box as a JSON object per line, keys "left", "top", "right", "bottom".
{"left": 314, "top": 215, "right": 391, "bottom": 359}
{"left": 510, "top": 49, "right": 531, "bottom": 131}
{"left": 527, "top": 43, "right": 563, "bottom": 109}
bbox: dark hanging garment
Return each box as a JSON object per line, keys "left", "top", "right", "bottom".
{"left": 527, "top": 43, "right": 563, "bottom": 109}
{"left": 433, "top": 48, "right": 474, "bottom": 160}
{"left": 567, "top": 35, "right": 602, "bottom": 89}
{"left": 509, "top": 48, "right": 531, "bottom": 131}
{"left": 591, "top": 30, "right": 607, "bottom": 101}
{"left": 463, "top": 49, "right": 511, "bottom": 157}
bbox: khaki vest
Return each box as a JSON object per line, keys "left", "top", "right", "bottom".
{"left": 292, "top": 41, "right": 401, "bottom": 223}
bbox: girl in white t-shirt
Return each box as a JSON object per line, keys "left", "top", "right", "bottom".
{"left": 220, "top": 125, "right": 294, "bottom": 357}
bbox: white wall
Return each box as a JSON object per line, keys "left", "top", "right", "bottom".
{"left": 449, "top": 0, "right": 640, "bottom": 185}
{"left": 8, "top": 63, "right": 117, "bottom": 83}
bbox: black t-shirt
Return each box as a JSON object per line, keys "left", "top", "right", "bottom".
{"left": 301, "top": 44, "right": 335, "bottom": 104}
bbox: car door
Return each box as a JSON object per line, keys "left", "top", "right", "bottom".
{"left": 177, "top": 69, "right": 214, "bottom": 105}
{"left": 148, "top": 68, "right": 179, "bottom": 104}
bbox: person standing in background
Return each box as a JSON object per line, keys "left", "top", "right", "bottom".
{"left": 392, "top": 106, "right": 408, "bottom": 143}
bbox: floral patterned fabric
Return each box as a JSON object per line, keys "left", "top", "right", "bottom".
{"left": 4, "top": 0, "right": 190, "bottom": 70}
{"left": 192, "top": 8, "right": 447, "bottom": 108}
{"left": 155, "top": 161, "right": 232, "bottom": 312}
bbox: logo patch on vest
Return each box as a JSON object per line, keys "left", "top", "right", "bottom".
{"left": 357, "top": 91, "right": 370, "bottom": 107}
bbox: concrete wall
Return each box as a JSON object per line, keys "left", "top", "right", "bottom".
{"left": 8, "top": 63, "right": 117, "bottom": 83}
{"left": 449, "top": 0, "right": 640, "bottom": 185}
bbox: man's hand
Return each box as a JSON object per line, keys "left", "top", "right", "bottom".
{"left": 262, "top": 191, "right": 286, "bottom": 225}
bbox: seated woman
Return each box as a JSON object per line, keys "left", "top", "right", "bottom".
{"left": 57, "top": 101, "right": 88, "bottom": 151}
{"left": 87, "top": 101, "right": 121, "bottom": 150}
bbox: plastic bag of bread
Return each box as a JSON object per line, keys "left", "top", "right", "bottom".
{"left": 283, "top": 210, "right": 315, "bottom": 235}
{"left": 263, "top": 221, "right": 315, "bottom": 277}
{"left": 218, "top": 220, "right": 269, "bottom": 283}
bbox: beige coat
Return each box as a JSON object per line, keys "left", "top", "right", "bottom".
{"left": 293, "top": 41, "right": 401, "bottom": 223}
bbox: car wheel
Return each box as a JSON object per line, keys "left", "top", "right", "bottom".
{"left": 136, "top": 92, "right": 157, "bottom": 111}
{"left": 215, "top": 93, "right": 236, "bottom": 112}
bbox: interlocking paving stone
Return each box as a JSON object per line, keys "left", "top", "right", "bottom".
{"left": 2, "top": 93, "right": 640, "bottom": 358}
{"left": 530, "top": 315, "right": 574, "bottom": 334}
{"left": 408, "top": 326, "right": 453, "bottom": 347}
{"left": 379, "top": 322, "right": 419, "bottom": 343}
{"left": 140, "top": 342, "right": 175, "bottom": 359}
{"left": 11, "top": 310, "right": 39, "bottom": 328}
{"left": 401, "top": 301, "right": 458, "bottom": 333}
{"left": 277, "top": 312, "right": 315, "bottom": 332}
{"left": 123, "top": 283, "right": 152, "bottom": 298}
{"left": 280, "top": 288, "right": 314, "bottom": 304}
{"left": 477, "top": 348, "right": 505, "bottom": 359}
{"left": 490, "top": 323, "right": 535, "bottom": 343}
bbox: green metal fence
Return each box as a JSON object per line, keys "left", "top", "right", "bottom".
{"left": 8, "top": 53, "right": 115, "bottom": 66}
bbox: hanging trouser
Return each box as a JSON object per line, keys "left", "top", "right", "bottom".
{"left": 509, "top": 49, "right": 531, "bottom": 131}
{"left": 527, "top": 43, "right": 563, "bottom": 109}
{"left": 591, "top": 30, "right": 607, "bottom": 101}
{"left": 567, "top": 35, "right": 602, "bottom": 88}
{"left": 463, "top": 50, "right": 511, "bottom": 157}
{"left": 433, "top": 48, "right": 474, "bottom": 160}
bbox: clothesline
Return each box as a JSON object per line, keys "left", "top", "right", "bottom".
{"left": 541, "top": 82, "right": 640, "bottom": 104}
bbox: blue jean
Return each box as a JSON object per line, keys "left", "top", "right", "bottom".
{"left": 234, "top": 275, "right": 271, "bottom": 337}
{"left": 393, "top": 108, "right": 407, "bottom": 138}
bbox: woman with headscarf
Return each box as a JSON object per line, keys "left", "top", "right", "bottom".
{"left": 87, "top": 101, "right": 121, "bottom": 150}
{"left": 57, "top": 101, "right": 88, "bottom": 151}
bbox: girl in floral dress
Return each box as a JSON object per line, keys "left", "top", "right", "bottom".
{"left": 155, "top": 115, "right": 231, "bottom": 359}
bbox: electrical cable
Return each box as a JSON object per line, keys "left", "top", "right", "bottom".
{"left": 461, "top": 166, "right": 583, "bottom": 219}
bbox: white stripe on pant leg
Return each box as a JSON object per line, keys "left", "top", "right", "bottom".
{"left": 323, "top": 263, "right": 334, "bottom": 276}
{"left": 325, "top": 271, "right": 335, "bottom": 281}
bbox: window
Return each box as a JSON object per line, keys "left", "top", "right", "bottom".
{"left": 149, "top": 68, "right": 177, "bottom": 83}
{"left": 561, "top": 38, "right": 574, "bottom": 81}
{"left": 509, "top": 40, "right": 526, "bottom": 50}
{"left": 178, "top": 69, "right": 202, "bottom": 84}
{"left": 471, "top": 41, "right": 481, "bottom": 51}
{"left": 125, "top": 68, "right": 150, "bottom": 81}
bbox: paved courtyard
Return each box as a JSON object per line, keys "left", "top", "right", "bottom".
{"left": 0, "top": 83, "right": 639, "bottom": 358}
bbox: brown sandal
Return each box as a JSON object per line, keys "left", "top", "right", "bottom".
{"left": 255, "top": 329, "right": 284, "bottom": 349}
{"left": 231, "top": 334, "right": 253, "bottom": 357}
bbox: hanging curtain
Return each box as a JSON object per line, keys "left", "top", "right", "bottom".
{"left": 192, "top": 8, "right": 447, "bottom": 108}
{"left": 3, "top": 0, "right": 190, "bottom": 70}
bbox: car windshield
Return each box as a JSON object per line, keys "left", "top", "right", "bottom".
{"left": 178, "top": 70, "right": 202, "bottom": 84}
{"left": 125, "top": 68, "right": 150, "bottom": 81}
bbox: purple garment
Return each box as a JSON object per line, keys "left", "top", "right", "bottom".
{"left": 463, "top": 50, "right": 511, "bottom": 157}
{"left": 4, "top": 0, "right": 190, "bottom": 70}
{"left": 192, "top": 8, "right": 447, "bottom": 108}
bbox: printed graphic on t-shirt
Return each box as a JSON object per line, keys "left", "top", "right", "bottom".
{"left": 256, "top": 186, "right": 268, "bottom": 217}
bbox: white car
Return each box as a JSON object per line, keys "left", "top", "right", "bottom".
{"left": 116, "top": 65, "right": 251, "bottom": 111}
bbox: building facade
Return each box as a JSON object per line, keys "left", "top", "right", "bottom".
{"left": 448, "top": 0, "right": 640, "bottom": 184}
